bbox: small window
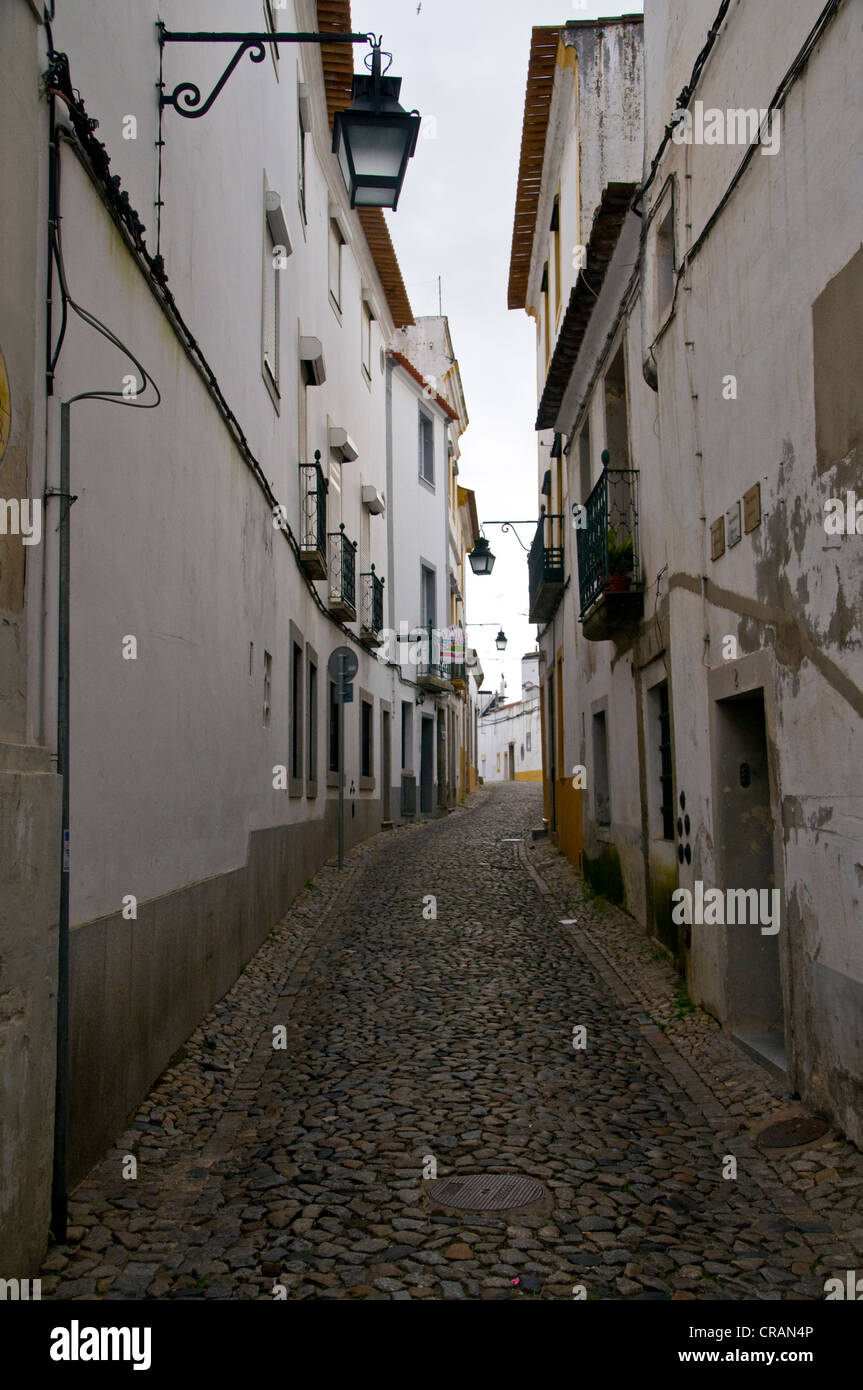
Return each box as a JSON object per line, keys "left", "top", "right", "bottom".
{"left": 263, "top": 1, "right": 279, "bottom": 74}
{"left": 526, "top": 730, "right": 532, "bottom": 752}
{"left": 419, "top": 408, "right": 434, "bottom": 485}
{"left": 291, "top": 642, "right": 303, "bottom": 781}
{"left": 604, "top": 344, "right": 630, "bottom": 470}
{"left": 401, "top": 700, "right": 413, "bottom": 770}
{"left": 592, "top": 710, "right": 610, "bottom": 826}
{"left": 658, "top": 682, "right": 674, "bottom": 840}
{"left": 361, "top": 700, "right": 373, "bottom": 779}
{"left": 578, "top": 419, "right": 591, "bottom": 505}
{"left": 420, "top": 563, "right": 436, "bottom": 630}
{"left": 656, "top": 204, "right": 675, "bottom": 319}
{"left": 551, "top": 193, "right": 561, "bottom": 316}
{"left": 329, "top": 219, "right": 344, "bottom": 310}
{"left": 263, "top": 651, "right": 272, "bottom": 728}
{"left": 329, "top": 680, "right": 339, "bottom": 772}
{"left": 307, "top": 660, "right": 318, "bottom": 786}
{"left": 262, "top": 222, "right": 280, "bottom": 392}
{"left": 297, "top": 84, "right": 309, "bottom": 222}
{"left": 361, "top": 302, "right": 373, "bottom": 379}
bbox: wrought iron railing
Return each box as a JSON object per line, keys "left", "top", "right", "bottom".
{"left": 299, "top": 452, "right": 327, "bottom": 558}
{"left": 576, "top": 462, "right": 640, "bottom": 616}
{"left": 528, "top": 509, "right": 565, "bottom": 613}
{"left": 328, "top": 524, "right": 357, "bottom": 612}
{"left": 360, "top": 565, "right": 384, "bottom": 636}
{"left": 416, "top": 623, "right": 466, "bottom": 683}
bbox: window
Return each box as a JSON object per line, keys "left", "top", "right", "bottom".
{"left": 578, "top": 419, "right": 591, "bottom": 506}
{"left": 361, "top": 700, "right": 373, "bottom": 779}
{"left": 263, "top": 651, "right": 272, "bottom": 728}
{"left": 419, "top": 407, "right": 434, "bottom": 485}
{"left": 329, "top": 219, "right": 344, "bottom": 310}
{"left": 361, "top": 302, "right": 373, "bottom": 379}
{"left": 249, "top": 641, "right": 254, "bottom": 678}
{"left": 551, "top": 193, "right": 561, "bottom": 318}
{"left": 291, "top": 641, "right": 303, "bottom": 783}
{"left": 497, "top": 751, "right": 501, "bottom": 772}
{"left": 592, "top": 710, "right": 610, "bottom": 826}
{"left": 264, "top": 1, "right": 279, "bottom": 75}
{"left": 420, "top": 563, "right": 436, "bottom": 630}
{"left": 526, "top": 730, "right": 532, "bottom": 752}
{"left": 604, "top": 344, "right": 630, "bottom": 470}
{"left": 656, "top": 203, "right": 675, "bottom": 320}
{"left": 542, "top": 261, "right": 550, "bottom": 366}
{"left": 657, "top": 682, "right": 674, "bottom": 840}
{"left": 401, "top": 700, "right": 413, "bottom": 770}
{"left": 329, "top": 680, "right": 339, "bottom": 772}
{"left": 297, "top": 84, "right": 309, "bottom": 222}
{"left": 262, "top": 222, "right": 280, "bottom": 393}
{"left": 307, "top": 658, "right": 318, "bottom": 788}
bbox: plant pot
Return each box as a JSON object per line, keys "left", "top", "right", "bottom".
{"left": 607, "top": 573, "right": 632, "bottom": 593}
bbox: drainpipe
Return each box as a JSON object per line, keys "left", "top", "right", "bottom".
{"left": 50, "top": 400, "right": 71, "bottom": 1241}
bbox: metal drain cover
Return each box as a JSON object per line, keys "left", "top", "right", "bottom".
{"left": 428, "top": 1174, "right": 545, "bottom": 1212}
{"left": 757, "top": 1116, "right": 829, "bottom": 1149}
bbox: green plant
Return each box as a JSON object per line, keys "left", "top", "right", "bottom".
{"left": 672, "top": 987, "right": 696, "bottom": 1019}
{"left": 606, "top": 526, "right": 634, "bottom": 576}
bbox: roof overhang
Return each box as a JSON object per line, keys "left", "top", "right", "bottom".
{"left": 535, "top": 182, "right": 637, "bottom": 432}
{"left": 507, "top": 26, "right": 560, "bottom": 312}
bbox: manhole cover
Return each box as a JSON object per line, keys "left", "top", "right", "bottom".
{"left": 757, "top": 1116, "right": 829, "bottom": 1149}
{"left": 428, "top": 1174, "right": 546, "bottom": 1212}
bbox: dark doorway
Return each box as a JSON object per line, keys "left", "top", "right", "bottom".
{"left": 381, "top": 709, "right": 391, "bottom": 824}
{"left": 420, "top": 715, "right": 434, "bottom": 814}
{"left": 546, "top": 673, "right": 557, "bottom": 830}
{"left": 508, "top": 741, "right": 516, "bottom": 781}
{"left": 716, "top": 690, "right": 785, "bottom": 1072}
{"left": 437, "top": 710, "right": 446, "bottom": 810}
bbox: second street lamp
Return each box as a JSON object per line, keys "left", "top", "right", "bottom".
{"left": 468, "top": 536, "right": 496, "bottom": 575}
{"left": 495, "top": 629, "right": 508, "bottom": 651}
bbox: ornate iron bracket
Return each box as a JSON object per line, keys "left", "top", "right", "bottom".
{"left": 157, "top": 25, "right": 376, "bottom": 119}
{"left": 481, "top": 515, "right": 563, "bottom": 554}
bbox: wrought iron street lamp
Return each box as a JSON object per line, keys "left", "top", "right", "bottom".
{"left": 157, "top": 26, "right": 419, "bottom": 210}
{"left": 495, "top": 629, "right": 508, "bottom": 651}
{"left": 467, "top": 536, "right": 496, "bottom": 575}
{"left": 333, "top": 45, "right": 421, "bottom": 210}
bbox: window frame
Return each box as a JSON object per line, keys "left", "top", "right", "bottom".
{"left": 418, "top": 406, "right": 435, "bottom": 487}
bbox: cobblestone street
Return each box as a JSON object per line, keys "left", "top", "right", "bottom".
{"left": 42, "top": 785, "right": 863, "bottom": 1301}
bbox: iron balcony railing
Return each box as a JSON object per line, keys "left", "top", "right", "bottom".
{"left": 576, "top": 463, "right": 640, "bottom": 616}
{"left": 299, "top": 452, "right": 327, "bottom": 567}
{"left": 416, "top": 623, "right": 466, "bottom": 684}
{"left": 527, "top": 509, "right": 565, "bottom": 622}
{"left": 360, "top": 565, "right": 385, "bottom": 637}
{"left": 327, "top": 523, "right": 357, "bottom": 616}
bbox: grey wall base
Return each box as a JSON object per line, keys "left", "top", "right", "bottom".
{"left": 68, "top": 797, "right": 380, "bottom": 1184}
{"left": 0, "top": 745, "right": 62, "bottom": 1273}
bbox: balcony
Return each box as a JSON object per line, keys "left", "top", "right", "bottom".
{"left": 416, "top": 623, "right": 455, "bottom": 692}
{"left": 576, "top": 460, "right": 643, "bottom": 641}
{"left": 359, "top": 566, "right": 385, "bottom": 646}
{"left": 298, "top": 454, "right": 327, "bottom": 579}
{"left": 327, "top": 524, "right": 357, "bottom": 621}
{"left": 528, "top": 510, "right": 565, "bottom": 623}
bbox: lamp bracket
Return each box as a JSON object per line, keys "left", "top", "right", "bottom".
{"left": 157, "top": 25, "right": 375, "bottom": 119}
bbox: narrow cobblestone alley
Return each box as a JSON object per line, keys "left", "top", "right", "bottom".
{"left": 42, "top": 786, "right": 863, "bottom": 1301}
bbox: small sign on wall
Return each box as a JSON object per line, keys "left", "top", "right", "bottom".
{"left": 726, "top": 500, "right": 742, "bottom": 548}
{"left": 710, "top": 515, "right": 726, "bottom": 561}
{"left": 743, "top": 482, "right": 761, "bottom": 533}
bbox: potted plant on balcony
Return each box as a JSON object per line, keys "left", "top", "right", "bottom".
{"left": 605, "top": 527, "right": 634, "bottom": 593}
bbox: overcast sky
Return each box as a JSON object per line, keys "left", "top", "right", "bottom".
{"left": 352, "top": 0, "right": 644, "bottom": 697}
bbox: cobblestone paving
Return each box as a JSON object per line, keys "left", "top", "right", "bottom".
{"left": 43, "top": 785, "right": 863, "bottom": 1300}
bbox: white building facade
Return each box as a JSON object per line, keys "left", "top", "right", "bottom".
{"left": 511, "top": 5, "right": 863, "bottom": 1143}
{"left": 0, "top": 0, "right": 482, "bottom": 1268}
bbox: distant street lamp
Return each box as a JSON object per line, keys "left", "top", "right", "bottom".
{"left": 495, "top": 629, "right": 508, "bottom": 651}
{"left": 468, "top": 536, "right": 496, "bottom": 575}
{"left": 333, "top": 44, "right": 421, "bottom": 210}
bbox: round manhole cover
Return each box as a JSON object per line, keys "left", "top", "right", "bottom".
{"left": 428, "top": 1174, "right": 546, "bottom": 1212}
{"left": 757, "top": 1116, "right": 829, "bottom": 1149}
